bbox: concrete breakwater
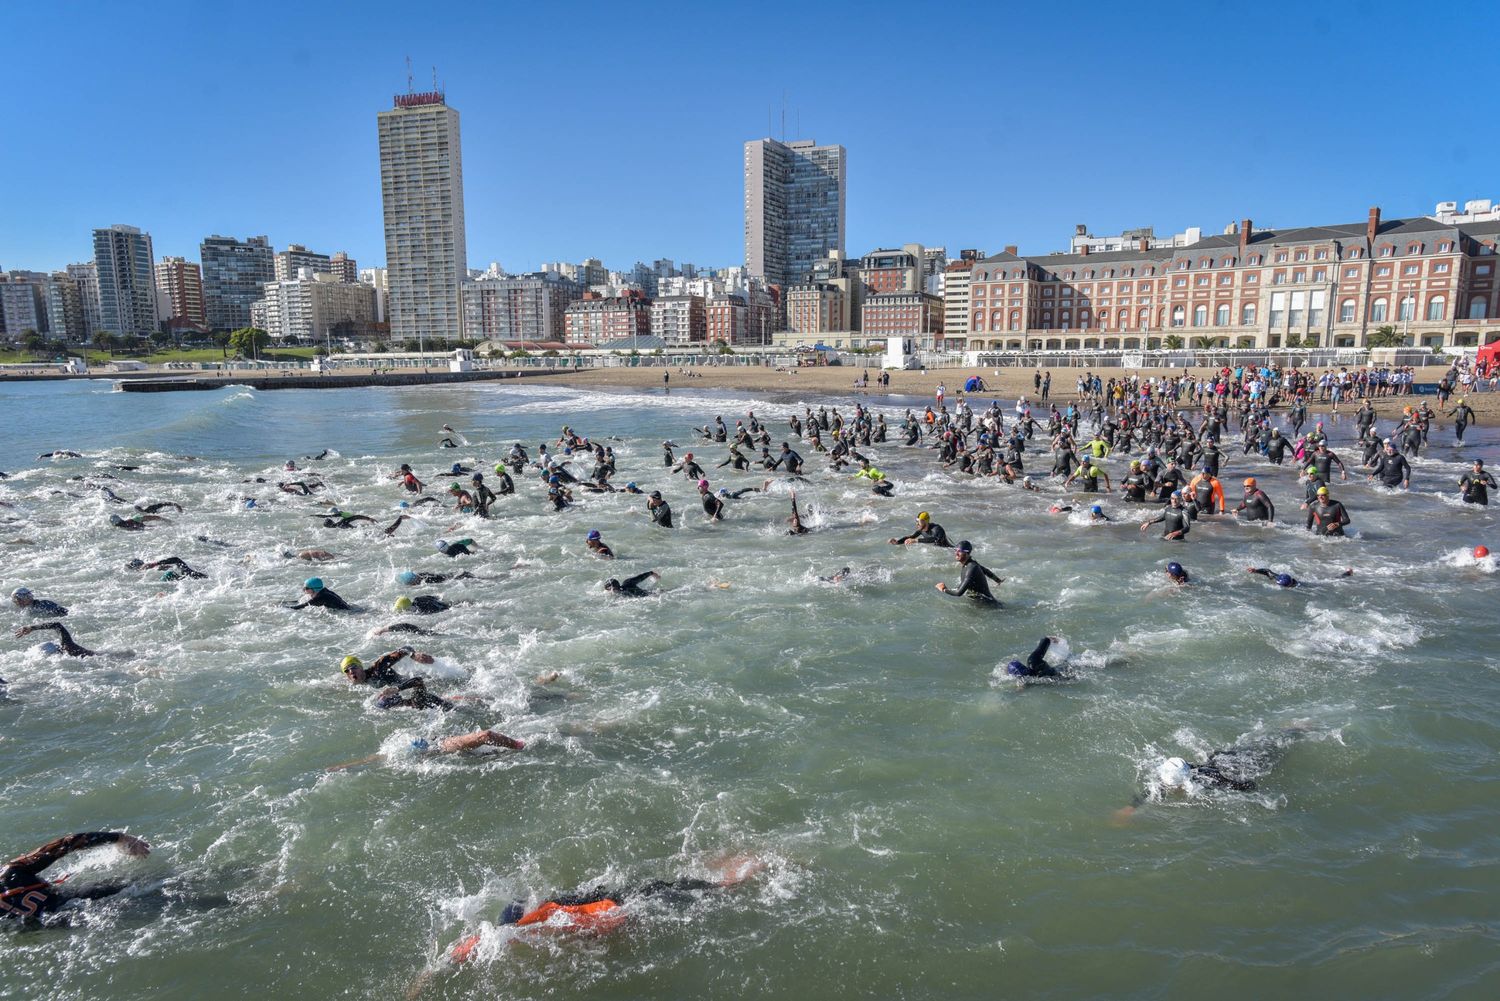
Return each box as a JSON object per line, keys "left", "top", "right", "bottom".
{"left": 112, "top": 368, "right": 575, "bottom": 392}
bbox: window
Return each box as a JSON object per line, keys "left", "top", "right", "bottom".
{"left": 1310, "top": 290, "right": 1325, "bottom": 326}
{"left": 1196, "top": 276, "right": 1210, "bottom": 287}
{"left": 1440, "top": 242, "right": 1452, "bottom": 252}
{"left": 1215, "top": 304, "right": 1230, "bottom": 325}
{"left": 1178, "top": 260, "right": 1189, "bottom": 270}
{"left": 1434, "top": 263, "right": 1449, "bottom": 274}
{"left": 1270, "top": 292, "right": 1287, "bottom": 328}
{"left": 1241, "top": 303, "right": 1256, "bottom": 326}
{"left": 1381, "top": 246, "right": 1394, "bottom": 257}
{"left": 1293, "top": 270, "right": 1306, "bottom": 283}
{"left": 1399, "top": 296, "right": 1415, "bottom": 321}
{"left": 1479, "top": 265, "right": 1493, "bottom": 276}
{"left": 1315, "top": 250, "right": 1328, "bottom": 260}
{"left": 1193, "top": 305, "right": 1208, "bottom": 326}
{"left": 1426, "top": 296, "right": 1445, "bottom": 321}
{"left": 1472, "top": 299, "right": 1489, "bottom": 319}
{"left": 1402, "top": 264, "right": 1419, "bottom": 276}
{"left": 1124, "top": 268, "right": 1134, "bottom": 277}
{"left": 1370, "top": 298, "right": 1388, "bottom": 322}
{"left": 1174, "top": 277, "right": 1187, "bottom": 288}
{"left": 1407, "top": 243, "right": 1422, "bottom": 254}
{"left": 1138, "top": 308, "right": 1150, "bottom": 327}
{"left": 1222, "top": 258, "right": 1235, "bottom": 267}
{"left": 972, "top": 312, "right": 985, "bottom": 331}
{"left": 1276, "top": 253, "right": 1288, "bottom": 263}
{"left": 1060, "top": 310, "right": 1072, "bottom": 325}
{"left": 1083, "top": 270, "right": 1094, "bottom": 279}
{"left": 1295, "top": 251, "right": 1308, "bottom": 261}
{"left": 1249, "top": 256, "right": 1261, "bottom": 265}
{"left": 1245, "top": 273, "right": 1259, "bottom": 284}
{"left": 1273, "top": 273, "right": 1286, "bottom": 285}
{"left": 1009, "top": 310, "right": 1020, "bottom": 330}
{"left": 1061, "top": 286, "right": 1073, "bottom": 297}
{"left": 1042, "top": 310, "right": 1052, "bottom": 321}
{"left": 1289, "top": 291, "right": 1305, "bottom": 328}
{"left": 1171, "top": 306, "right": 1185, "bottom": 327}
{"left": 1043, "top": 287, "right": 1054, "bottom": 297}
{"left": 1345, "top": 267, "right": 1359, "bottom": 278}
{"left": 1376, "top": 266, "right": 1391, "bottom": 277}
{"left": 1339, "top": 299, "right": 1355, "bottom": 322}
{"left": 1313, "top": 269, "right": 1326, "bottom": 282}
{"left": 1219, "top": 274, "right": 1233, "bottom": 285}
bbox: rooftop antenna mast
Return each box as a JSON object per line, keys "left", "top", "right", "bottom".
{"left": 781, "top": 91, "right": 786, "bottom": 141}
{"left": 405, "top": 55, "right": 414, "bottom": 93}
{"left": 432, "top": 65, "right": 438, "bottom": 93}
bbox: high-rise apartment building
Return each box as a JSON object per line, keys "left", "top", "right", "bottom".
{"left": 66, "top": 261, "right": 101, "bottom": 337}
{"left": 252, "top": 273, "right": 379, "bottom": 341}
{"left": 201, "top": 234, "right": 273, "bottom": 331}
{"left": 154, "top": 256, "right": 206, "bottom": 325}
{"left": 327, "top": 251, "right": 359, "bottom": 284}
{"left": 358, "top": 267, "right": 390, "bottom": 322}
{"left": 942, "top": 260, "right": 975, "bottom": 342}
{"left": 744, "top": 138, "right": 846, "bottom": 288}
{"left": 378, "top": 90, "right": 467, "bottom": 342}
{"left": 461, "top": 271, "right": 582, "bottom": 342}
{"left": 45, "top": 272, "right": 86, "bottom": 341}
{"left": 650, "top": 294, "right": 707, "bottom": 346}
{"left": 93, "top": 224, "right": 158, "bottom": 337}
{"left": 0, "top": 272, "right": 49, "bottom": 336}
{"left": 274, "top": 244, "right": 332, "bottom": 282}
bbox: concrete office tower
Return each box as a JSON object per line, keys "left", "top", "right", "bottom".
{"left": 201, "top": 235, "right": 273, "bottom": 331}
{"left": 66, "top": 261, "right": 101, "bottom": 337}
{"left": 93, "top": 224, "right": 158, "bottom": 337}
{"left": 378, "top": 90, "right": 467, "bottom": 342}
{"left": 154, "top": 256, "right": 206, "bottom": 324}
{"left": 744, "top": 138, "right": 846, "bottom": 288}
{"left": 274, "top": 244, "right": 332, "bottom": 282}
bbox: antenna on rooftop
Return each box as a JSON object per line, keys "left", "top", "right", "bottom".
{"left": 432, "top": 65, "right": 438, "bottom": 92}
{"left": 405, "top": 55, "right": 413, "bottom": 93}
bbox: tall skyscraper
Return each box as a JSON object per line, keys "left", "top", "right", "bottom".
{"left": 66, "top": 261, "right": 101, "bottom": 337}
{"left": 274, "top": 244, "right": 332, "bottom": 281}
{"left": 378, "top": 89, "right": 467, "bottom": 342}
{"left": 744, "top": 138, "right": 846, "bottom": 288}
{"left": 201, "top": 235, "right": 274, "bottom": 331}
{"left": 93, "top": 224, "right": 158, "bottom": 337}
{"left": 154, "top": 256, "right": 206, "bottom": 325}
{"left": 327, "top": 251, "right": 359, "bottom": 284}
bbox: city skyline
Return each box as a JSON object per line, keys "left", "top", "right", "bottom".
{"left": 2, "top": 2, "right": 1498, "bottom": 275}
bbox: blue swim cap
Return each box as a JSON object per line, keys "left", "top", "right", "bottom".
{"left": 304, "top": 577, "right": 324, "bottom": 591}
{"left": 411, "top": 738, "right": 430, "bottom": 751}
{"left": 244, "top": 499, "right": 256, "bottom": 508}
{"left": 549, "top": 475, "right": 560, "bottom": 484}
{"left": 1091, "top": 505, "right": 1103, "bottom": 515}
{"left": 1275, "top": 573, "right": 1294, "bottom": 587}
{"left": 627, "top": 482, "right": 637, "bottom": 490}
{"left": 1167, "top": 562, "right": 1184, "bottom": 576}
{"left": 500, "top": 902, "right": 526, "bottom": 925}
{"left": 1005, "top": 660, "right": 1025, "bottom": 676}
{"left": 39, "top": 641, "right": 61, "bottom": 655}
{"left": 587, "top": 529, "right": 601, "bottom": 541}
{"left": 397, "top": 571, "right": 419, "bottom": 585}
{"left": 398, "top": 500, "right": 409, "bottom": 509}
{"left": 450, "top": 463, "right": 462, "bottom": 474}
{"left": 433, "top": 539, "right": 448, "bottom": 551}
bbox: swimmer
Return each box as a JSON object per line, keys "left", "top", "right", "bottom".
{"left": 604, "top": 571, "right": 661, "bottom": 597}
{"left": 341, "top": 646, "right": 435, "bottom": 687}
{"left": 394, "top": 595, "right": 449, "bottom": 615}
{"left": 585, "top": 529, "right": 614, "bottom": 559}
{"left": 620, "top": 481, "right": 644, "bottom": 495}
{"left": 935, "top": 540, "right": 1003, "bottom": 604}
{"left": 36, "top": 450, "right": 83, "bottom": 459}
{"left": 319, "top": 509, "right": 377, "bottom": 529}
{"left": 124, "top": 556, "right": 207, "bottom": 580}
{"left": 1139, "top": 492, "right": 1191, "bottom": 541}
{"left": 286, "top": 577, "right": 352, "bottom": 611}
{"left": 1089, "top": 504, "right": 1111, "bottom": 523}
{"left": 134, "top": 501, "right": 184, "bottom": 515}
{"left": 1460, "top": 459, "right": 1497, "bottom": 506}
{"left": 1, "top": 831, "right": 151, "bottom": 924}
{"left": 889, "top": 511, "right": 951, "bottom": 547}
{"left": 1021, "top": 475, "right": 1039, "bottom": 492}
{"left": 434, "top": 538, "right": 477, "bottom": 558}
{"left": 14, "top": 621, "right": 94, "bottom": 657}
{"left": 373, "top": 622, "right": 437, "bottom": 637}
{"left": 1164, "top": 561, "right": 1190, "bottom": 585}
{"left": 109, "top": 513, "right": 165, "bottom": 531}
{"left": 818, "top": 567, "right": 853, "bottom": 584}
{"left": 326, "top": 729, "right": 524, "bottom": 773}
{"left": 1235, "top": 477, "right": 1275, "bottom": 522}
{"left": 10, "top": 587, "right": 68, "bottom": 617}
{"left": 1004, "top": 636, "right": 1062, "bottom": 678}
{"left": 397, "top": 570, "right": 480, "bottom": 586}
{"left": 285, "top": 549, "right": 337, "bottom": 561}
{"left": 698, "top": 480, "right": 725, "bottom": 521}
{"left": 376, "top": 676, "right": 454, "bottom": 710}
{"left": 647, "top": 492, "right": 673, "bottom": 528}
{"left": 722, "top": 480, "right": 773, "bottom": 499}
{"left": 1305, "top": 487, "right": 1351, "bottom": 537}
{"left": 445, "top": 858, "right": 764, "bottom": 964}
{"left": 787, "top": 490, "right": 809, "bottom": 535}
{"left": 672, "top": 452, "right": 706, "bottom": 480}
{"left": 1246, "top": 566, "right": 1353, "bottom": 588}
{"left": 1113, "top": 727, "right": 1314, "bottom": 822}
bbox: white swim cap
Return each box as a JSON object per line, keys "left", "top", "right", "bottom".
{"left": 1157, "top": 757, "right": 1191, "bottom": 788}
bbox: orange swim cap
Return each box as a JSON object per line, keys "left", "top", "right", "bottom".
{"left": 1243, "top": 477, "right": 1257, "bottom": 488}
{"left": 1475, "top": 545, "right": 1491, "bottom": 559}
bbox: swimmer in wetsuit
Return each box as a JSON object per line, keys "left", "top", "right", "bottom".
{"left": 1305, "top": 487, "right": 1351, "bottom": 537}
{"left": 340, "top": 646, "right": 435, "bottom": 687}
{"left": 125, "top": 557, "right": 207, "bottom": 580}
{"left": 287, "top": 577, "right": 352, "bottom": 611}
{"left": 135, "top": 501, "right": 184, "bottom": 515}
{"left": 889, "top": 511, "right": 951, "bottom": 547}
{"left": 1460, "top": 459, "right": 1498, "bottom": 505}
{"left": 394, "top": 595, "right": 449, "bottom": 615}
{"left": 14, "top": 621, "right": 94, "bottom": 657}
{"left": 109, "top": 513, "right": 166, "bottom": 531}
{"left": 787, "top": 490, "right": 809, "bottom": 535}
{"left": 434, "top": 538, "right": 478, "bottom": 558}
{"left": 1164, "top": 561, "right": 1190, "bottom": 585}
{"left": 647, "top": 492, "right": 673, "bottom": 528}
{"left": 1005, "top": 636, "right": 1062, "bottom": 677}
{"left": 376, "top": 676, "right": 454, "bottom": 711}
{"left": 1113, "top": 726, "right": 1316, "bottom": 822}
{"left": 445, "top": 858, "right": 764, "bottom": 964}
{"left": 604, "top": 571, "right": 660, "bottom": 596}
{"left": 1247, "top": 566, "right": 1353, "bottom": 588}
{"left": 585, "top": 529, "right": 614, "bottom": 558}
{"left": 1, "top": 832, "right": 151, "bottom": 924}
{"left": 935, "top": 540, "right": 1003, "bottom": 603}
{"left": 10, "top": 587, "right": 68, "bottom": 616}
{"left": 1235, "top": 477, "right": 1275, "bottom": 522}
{"left": 698, "top": 480, "right": 725, "bottom": 521}
{"left": 1140, "top": 492, "right": 1192, "bottom": 540}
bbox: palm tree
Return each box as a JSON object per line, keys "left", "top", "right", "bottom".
{"left": 1163, "top": 334, "right": 1184, "bottom": 350}
{"left": 1367, "top": 325, "right": 1400, "bottom": 348}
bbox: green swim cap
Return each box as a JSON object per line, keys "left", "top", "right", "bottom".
{"left": 1306, "top": 465, "right": 1317, "bottom": 476}
{"left": 394, "top": 596, "right": 413, "bottom": 612}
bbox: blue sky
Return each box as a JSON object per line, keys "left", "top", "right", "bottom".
{"left": 2, "top": 1, "right": 1494, "bottom": 274}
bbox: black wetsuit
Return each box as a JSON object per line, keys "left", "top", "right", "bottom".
{"left": 945, "top": 558, "right": 1002, "bottom": 603}
{"left": 375, "top": 677, "right": 453, "bottom": 711}
{"left": 1370, "top": 452, "right": 1411, "bottom": 488}
{"left": 1237, "top": 489, "right": 1275, "bottom": 522}
{"left": 408, "top": 595, "right": 450, "bottom": 614}
{"left": 1146, "top": 506, "right": 1192, "bottom": 540}
{"left": 607, "top": 572, "right": 658, "bottom": 597}
{"left": 1248, "top": 568, "right": 1298, "bottom": 588}
{"left": 1009, "top": 636, "right": 1059, "bottom": 677}
{"left": 293, "top": 588, "right": 351, "bottom": 610}
{"left": 895, "top": 522, "right": 952, "bottom": 547}
{"left": 701, "top": 494, "right": 725, "bottom": 520}
{"left": 1306, "top": 498, "right": 1351, "bottom": 536}
{"left": 649, "top": 501, "right": 673, "bottom": 528}
{"left": 2, "top": 833, "right": 135, "bottom": 923}
{"left": 437, "top": 541, "right": 475, "bottom": 558}
{"left": 18, "top": 597, "right": 68, "bottom": 616}
{"left": 1460, "top": 470, "right": 1497, "bottom": 505}
{"left": 25, "top": 622, "right": 93, "bottom": 656}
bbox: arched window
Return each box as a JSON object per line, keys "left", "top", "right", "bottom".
{"left": 1193, "top": 305, "right": 1208, "bottom": 326}
{"left": 1138, "top": 307, "right": 1150, "bottom": 328}
{"left": 1009, "top": 310, "right": 1020, "bottom": 330}
{"left": 1370, "top": 298, "right": 1388, "bottom": 322}
{"left": 1215, "top": 304, "right": 1230, "bottom": 326}
{"left": 1339, "top": 299, "right": 1355, "bottom": 323}
{"left": 1471, "top": 299, "right": 1489, "bottom": 320}
{"left": 972, "top": 312, "right": 985, "bottom": 331}
{"left": 1241, "top": 303, "right": 1256, "bottom": 326}
{"left": 1171, "top": 306, "right": 1185, "bottom": 327}
{"left": 991, "top": 310, "right": 1003, "bottom": 327}
{"left": 1426, "top": 296, "right": 1445, "bottom": 321}
{"left": 1399, "top": 295, "right": 1415, "bottom": 321}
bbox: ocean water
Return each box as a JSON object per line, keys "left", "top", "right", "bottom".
{"left": 1, "top": 378, "right": 1497, "bottom": 1000}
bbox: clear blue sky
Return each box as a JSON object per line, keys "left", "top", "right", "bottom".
{"left": 3, "top": 1, "right": 1494, "bottom": 275}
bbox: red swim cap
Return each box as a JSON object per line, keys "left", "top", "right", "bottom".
{"left": 1475, "top": 545, "right": 1491, "bottom": 559}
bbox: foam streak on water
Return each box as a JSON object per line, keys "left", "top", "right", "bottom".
{"left": 2, "top": 379, "right": 1498, "bottom": 1000}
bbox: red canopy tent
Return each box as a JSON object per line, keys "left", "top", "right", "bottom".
{"left": 1478, "top": 341, "right": 1500, "bottom": 373}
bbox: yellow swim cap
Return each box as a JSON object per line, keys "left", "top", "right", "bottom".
{"left": 393, "top": 596, "right": 413, "bottom": 612}
{"left": 340, "top": 655, "right": 363, "bottom": 672}
{"left": 917, "top": 511, "right": 931, "bottom": 521}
